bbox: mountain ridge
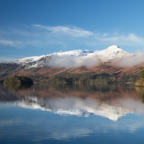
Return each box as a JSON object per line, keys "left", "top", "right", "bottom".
{"left": 3, "top": 45, "right": 132, "bottom": 69}
{"left": 0, "top": 45, "right": 143, "bottom": 83}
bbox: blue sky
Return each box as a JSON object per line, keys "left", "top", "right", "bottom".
{"left": 1, "top": 0, "right": 144, "bottom": 61}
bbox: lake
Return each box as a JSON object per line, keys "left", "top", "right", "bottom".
{"left": 0, "top": 84, "right": 144, "bottom": 144}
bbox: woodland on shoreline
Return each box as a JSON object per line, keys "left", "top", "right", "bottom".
{"left": 32, "top": 71, "right": 141, "bottom": 85}
{"left": 0, "top": 63, "right": 144, "bottom": 86}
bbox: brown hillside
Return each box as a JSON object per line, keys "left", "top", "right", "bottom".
{"left": 1, "top": 63, "right": 144, "bottom": 82}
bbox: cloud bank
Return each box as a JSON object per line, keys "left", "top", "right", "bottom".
{"left": 118, "top": 52, "right": 144, "bottom": 67}
{"left": 47, "top": 55, "right": 99, "bottom": 68}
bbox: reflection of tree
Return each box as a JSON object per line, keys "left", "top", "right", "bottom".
{"left": 142, "top": 94, "right": 144, "bottom": 103}
{"left": 142, "top": 70, "right": 144, "bottom": 78}
{"left": 135, "top": 70, "right": 144, "bottom": 86}
{"left": 0, "top": 84, "right": 142, "bottom": 103}
{"left": 135, "top": 87, "right": 144, "bottom": 94}
{"left": 135, "top": 87, "right": 144, "bottom": 103}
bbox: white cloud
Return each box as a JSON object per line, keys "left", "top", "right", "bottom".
{"left": 33, "top": 24, "right": 93, "bottom": 37}
{"left": 96, "top": 33, "right": 144, "bottom": 46}
{"left": 0, "top": 56, "right": 15, "bottom": 62}
{"left": 0, "top": 39, "right": 23, "bottom": 47}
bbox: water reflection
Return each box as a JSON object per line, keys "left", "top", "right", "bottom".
{"left": 1, "top": 84, "right": 144, "bottom": 121}
{"left": 1, "top": 84, "right": 144, "bottom": 143}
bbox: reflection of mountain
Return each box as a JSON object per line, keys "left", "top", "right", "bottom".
{"left": 10, "top": 96, "right": 131, "bottom": 121}
{"left": 1, "top": 84, "right": 144, "bottom": 121}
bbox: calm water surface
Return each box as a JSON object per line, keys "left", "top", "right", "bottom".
{"left": 0, "top": 84, "right": 144, "bottom": 144}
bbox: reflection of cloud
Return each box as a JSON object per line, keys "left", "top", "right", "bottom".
{"left": 0, "top": 118, "right": 25, "bottom": 126}
{"left": 1, "top": 109, "right": 144, "bottom": 141}
{"left": 116, "top": 99, "right": 144, "bottom": 113}
{"left": 47, "top": 128, "right": 92, "bottom": 140}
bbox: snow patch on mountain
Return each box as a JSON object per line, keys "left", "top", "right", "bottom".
{"left": 86, "top": 45, "right": 132, "bottom": 62}
{"left": 52, "top": 50, "right": 93, "bottom": 57}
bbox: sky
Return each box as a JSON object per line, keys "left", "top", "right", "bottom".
{"left": 1, "top": 0, "right": 144, "bottom": 62}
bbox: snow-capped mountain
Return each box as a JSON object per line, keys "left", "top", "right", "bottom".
{"left": 52, "top": 49, "right": 93, "bottom": 57}
{"left": 3, "top": 45, "right": 132, "bottom": 69}
{"left": 91, "top": 45, "right": 131, "bottom": 62}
